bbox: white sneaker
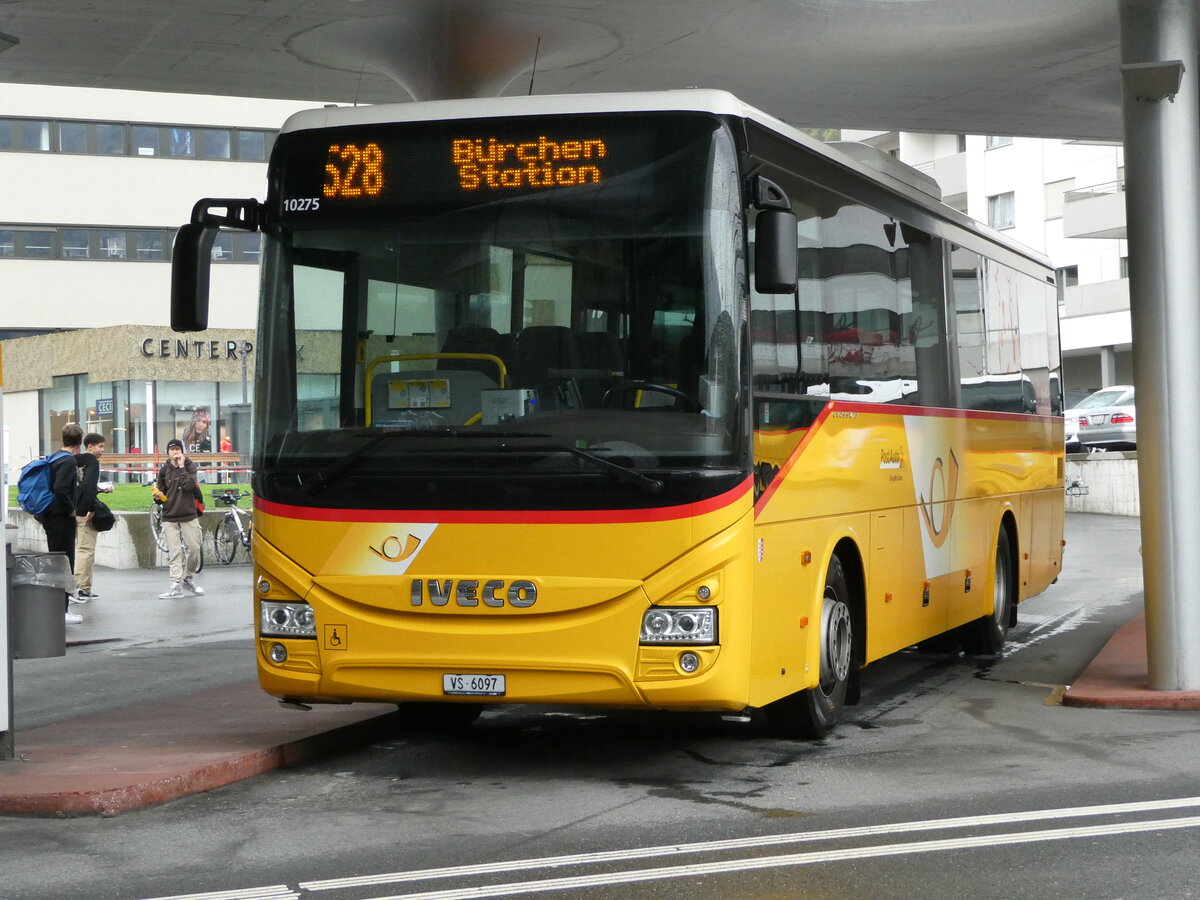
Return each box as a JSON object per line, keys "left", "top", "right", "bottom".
{"left": 159, "top": 583, "right": 185, "bottom": 599}
{"left": 65, "top": 611, "right": 83, "bottom": 625}
{"left": 68, "top": 593, "right": 89, "bottom": 604}
{"left": 183, "top": 579, "right": 205, "bottom": 596}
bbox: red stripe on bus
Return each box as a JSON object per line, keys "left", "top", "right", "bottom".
{"left": 254, "top": 477, "right": 753, "bottom": 525}
{"left": 753, "top": 402, "right": 833, "bottom": 517}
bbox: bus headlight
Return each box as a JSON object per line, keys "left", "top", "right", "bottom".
{"left": 639, "top": 607, "right": 716, "bottom": 644}
{"left": 260, "top": 601, "right": 317, "bottom": 637}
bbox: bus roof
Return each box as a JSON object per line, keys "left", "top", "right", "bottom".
{"left": 279, "top": 89, "right": 1052, "bottom": 274}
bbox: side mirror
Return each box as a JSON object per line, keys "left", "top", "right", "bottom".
{"left": 171, "top": 222, "right": 218, "bottom": 332}
{"left": 170, "top": 198, "right": 262, "bottom": 333}
{"left": 754, "top": 209, "right": 798, "bottom": 293}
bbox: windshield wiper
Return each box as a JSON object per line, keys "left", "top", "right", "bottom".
{"left": 527, "top": 443, "right": 664, "bottom": 495}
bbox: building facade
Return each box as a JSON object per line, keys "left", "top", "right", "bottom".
{"left": 843, "top": 128, "right": 1130, "bottom": 402}
{"left": 1, "top": 83, "right": 320, "bottom": 478}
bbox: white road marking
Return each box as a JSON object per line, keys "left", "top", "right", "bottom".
{"left": 301, "top": 795, "right": 1200, "bottom": 891}
{"left": 139, "top": 886, "right": 298, "bottom": 900}
{"left": 365, "top": 815, "right": 1200, "bottom": 900}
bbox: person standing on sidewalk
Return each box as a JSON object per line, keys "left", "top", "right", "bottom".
{"left": 154, "top": 438, "right": 205, "bottom": 599}
{"left": 35, "top": 423, "right": 83, "bottom": 624}
{"left": 73, "top": 432, "right": 110, "bottom": 602}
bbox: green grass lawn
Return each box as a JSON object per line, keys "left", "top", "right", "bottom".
{"left": 8, "top": 482, "right": 252, "bottom": 512}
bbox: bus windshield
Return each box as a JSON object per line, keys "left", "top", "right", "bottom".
{"left": 254, "top": 113, "right": 747, "bottom": 511}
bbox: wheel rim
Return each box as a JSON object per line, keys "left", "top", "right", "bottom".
{"left": 819, "top": 590, "right": 853, "bottom": 695}
{"left": 992, "top": 541, "right": 1011, "bottom": 634}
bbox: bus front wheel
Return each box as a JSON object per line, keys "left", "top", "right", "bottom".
{"left": 765, "top": 555, "right": 854, "bottom": 739}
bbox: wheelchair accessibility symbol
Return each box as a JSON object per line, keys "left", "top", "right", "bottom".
{"left": 324, "top": 624, "right": 348, "bottom": 651}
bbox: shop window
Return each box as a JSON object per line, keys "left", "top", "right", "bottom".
{"left": 42, "top": 374, "right": 78, "bottom": 454}
{"left": 156, "top": 382, "right": 217, "bottom": 457}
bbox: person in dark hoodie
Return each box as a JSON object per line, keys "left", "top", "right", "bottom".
{"left": 154, "top": 438, "right": 205, "bottom": 599}
{"left": 73, "top": 432, "right": 109, "bottom": 602}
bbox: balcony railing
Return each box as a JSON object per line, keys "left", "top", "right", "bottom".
{"left": 1065, "top": 179, "right": 1125, "bottom": 203}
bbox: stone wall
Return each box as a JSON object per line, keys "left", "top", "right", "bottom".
{"left": 8, "top": 508, "right": 228, "bottom": 570}
{"left": 1065, "top": 451, "right": 1140, "bottom": 517}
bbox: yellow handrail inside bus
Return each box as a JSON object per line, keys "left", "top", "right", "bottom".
{"left": 364, "top": 352, "right": 508, "bottom": 426}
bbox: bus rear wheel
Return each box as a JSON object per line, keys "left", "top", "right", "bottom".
{"left": 765, "top": 555, "right": 854, "bottom": 739}
{"left": 960, "top": 527, "right": 1014, "bottom": 655}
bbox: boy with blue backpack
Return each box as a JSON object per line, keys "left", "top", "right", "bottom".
{"left": 24, "top": 423, "right": 84, "bottom": 624}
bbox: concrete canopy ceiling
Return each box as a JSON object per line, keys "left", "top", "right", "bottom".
{"left": 0, "top": 0, "right": 1131, "bottom": 140}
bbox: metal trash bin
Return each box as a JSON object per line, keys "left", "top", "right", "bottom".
{"left": 11, "top": 551, "right": 71, "bottom": 659}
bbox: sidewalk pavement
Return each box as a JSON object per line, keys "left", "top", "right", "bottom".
{"left": 1, "top": 562, "right": 400, "bottom": 816}
{"left": 1, "top": 527, "right": 1197, "bottom": 818}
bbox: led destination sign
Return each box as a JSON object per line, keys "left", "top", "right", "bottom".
{"left": 451, "top": 136, "right": 607, "bottom": 190}
{"left": 275, "top": 114, "right": 719, "bottom": 221}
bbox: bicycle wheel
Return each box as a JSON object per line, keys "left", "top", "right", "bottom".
{"left": 194, "top": 526, "right": 205, "bottom": 573}
{"left": 214, "top": 515, "right": 239, "bottom": 565}
{"left": 150, "top": 503, "right": 167, "bottom": 552}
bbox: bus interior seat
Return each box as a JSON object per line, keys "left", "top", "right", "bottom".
{"left": 575, "top": 331, "right": 623, "bottom": 405}
{"left": 437, "top": 326, "right": 509, "bottom": 383}
{"left": 509, "top": 325, "right": 581, "bottom": 388}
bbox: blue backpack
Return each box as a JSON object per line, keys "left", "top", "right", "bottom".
{"left": 17, "top": 451, "right": 72, "bottom": 515}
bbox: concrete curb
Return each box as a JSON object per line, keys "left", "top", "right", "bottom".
{"left": 0, "top": 681, "right": 400, "bottom": 816}
{"left": 1063, "top": 612, "right": 1200, "bottom": 710}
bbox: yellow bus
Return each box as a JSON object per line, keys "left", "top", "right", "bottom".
{"left": 171, "top": 91, "right": 1063, "bottom": 737}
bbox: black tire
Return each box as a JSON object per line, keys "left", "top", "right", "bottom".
{"left": 214, "top": 515, "right": 239, "bottom": 565}
{"left": 765, "top": 555, "right": 855, "bottom": 739}
{"left": 194, "top": 529, "right": 205, "bottom": 573}
{"left": 149, "top": 503, "right": 167, "bottom": 552}
{"left": 395, "top": 702, "right": 483, "bottom": 732}
{"left": 960, "top": 527, "right": 1015, "bottom": 655}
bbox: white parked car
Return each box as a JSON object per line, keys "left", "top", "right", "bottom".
{"left": 1072, "top": 385, "right": 1136, "bottom": 450}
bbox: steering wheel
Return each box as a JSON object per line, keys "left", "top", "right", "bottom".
{"left": 602, "top": 381, "right": 702, "bottom": 412}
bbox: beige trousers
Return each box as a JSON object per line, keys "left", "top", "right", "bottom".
{"left": 163, "top": 518, "right": 202, "bottom": 584}
{"left": 74, "top": 515, "right": 98, "bottom": 592}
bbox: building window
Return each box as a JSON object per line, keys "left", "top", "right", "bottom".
{"left": 61, "top": 228, "right": 90, "bottom": 259}
{"left": 135, "top": 231, "right": 166, "bottom": 260}
{"left": 18, "top": 230, "right": 54, "bottom": 258}
{"left": 132, "top": 125, "right": 160, "bottom": 156}
{"left": 1120, "top": 256, "right": 1129, "bottom": 278}
{"left": 18, "top": 120, "right": 50, "bottom": 152}
{"left": 169, "top": 127, "right": 196, "bottom": 158}
{"left": 956, "top": 134, "right": 967, "bottom": 153}
{"left": 58, "top": 121, "right": 88, "bottom": 153}
{"left": 96, "top": 123, "right": 126, "bottom": 155}
{"left": 200, "top": 128, "right": 232, "bottom": 159}
{"left": 1058, "top": 265, "right": 1079, "bottom": 287}
{"left": 0, "top": 230, "right": 13, "bottom": 257}
{"left": 100, "top": 230, "right": 128, "bottom": 259}
{"left": 237, "top": 130, "right": 267, "bottom": 161}
{"left": 986, "top": 135, "right": 1013, "bottom": 150}
{"left": 988, "top": 192, "right": 1015, "bottom": 230}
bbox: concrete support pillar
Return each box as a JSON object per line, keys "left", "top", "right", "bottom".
{"left": 1119, "top": 0, "right": 1200, "bottom": 689}
{"left": 1100, "top": 346, "right": 1117, "bottom": 386}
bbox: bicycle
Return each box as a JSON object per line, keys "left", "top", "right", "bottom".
{"left": 147, "top": 482, "right": 205, "bottom": 572}
{"left": 212, "top": 488, "right": 253, "bottom": 565}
